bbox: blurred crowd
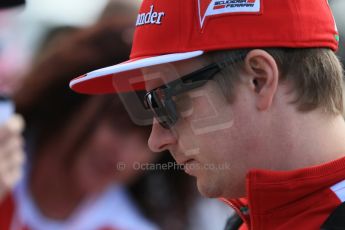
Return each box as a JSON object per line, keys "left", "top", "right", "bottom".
{"left": 0, "top": 1, "right": 232, "bottom": 230}
{"left": 0, "top": 0, "right": 344, "bottom": 230}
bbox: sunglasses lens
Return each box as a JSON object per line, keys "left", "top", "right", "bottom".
{"left": 145, "top": 91, "right": 178, "bottom": 129}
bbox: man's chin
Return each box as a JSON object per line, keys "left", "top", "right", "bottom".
{"left": 196, "top": 177, "right": 222, "bottom": 198}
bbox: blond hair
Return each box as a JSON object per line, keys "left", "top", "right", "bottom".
{"left": 210, "top": 48, "right": 345, "bottom": 115}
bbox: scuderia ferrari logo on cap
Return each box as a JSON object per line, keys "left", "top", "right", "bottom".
{"left": 198, "top": 0, "right": 261, "bottom": 28}
{"left": 136, "top": 5, "right": 165, "bottom": 26}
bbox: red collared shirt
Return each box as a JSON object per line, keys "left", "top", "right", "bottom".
{"left": 222, "top": 156, "right": 345, "bottom": 230}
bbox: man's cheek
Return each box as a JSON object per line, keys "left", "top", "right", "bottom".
{"left": 185, "top": 88, "right": 234, "bottom": 136}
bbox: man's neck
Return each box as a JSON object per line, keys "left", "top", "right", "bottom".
{"left": 271, "top": 110, "right": 345, "bottom": 171}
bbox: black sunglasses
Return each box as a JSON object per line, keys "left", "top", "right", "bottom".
{"left": 144, "top": 55, "right": 245, "bottom": 129}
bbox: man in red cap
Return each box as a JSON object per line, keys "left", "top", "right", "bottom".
{"left": 71, "top": 0, "right": 345, "bottom": 229}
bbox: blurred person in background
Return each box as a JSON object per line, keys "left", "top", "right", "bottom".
{"left": 0, "top": 0, "right": 26, "bottom": 205}
{"left": 3, "top": 4, "right": 158, "bottom": 230}
{"left": 0, "top": 1, "right": 231, "bottom": 229}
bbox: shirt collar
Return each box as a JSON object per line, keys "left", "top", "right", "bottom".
{"left": 223, "top": 156, "right": 345, "bottom": 228}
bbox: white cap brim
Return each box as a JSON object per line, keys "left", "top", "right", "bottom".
{"left": 70, "top": 50, "right": 203, "bottom": 94}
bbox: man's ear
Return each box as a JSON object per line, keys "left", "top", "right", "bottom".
{"left": 243, "top": 49, "right": 279, "bottom": 111}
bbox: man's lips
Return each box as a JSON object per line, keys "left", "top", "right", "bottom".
{"left": 176, "top": 157, "right": 198, "bottom": 168}
{"left": 170, "top": 150, "right": 198, "bottom": 166}
{"left": 175, "top": 156, "right": 194, "bottom": 165}
{"left": 184, "top": 159, "right": 196, "bottom": 165}
{"left": 172, "top": 151, "right": 200, "bottom": 176}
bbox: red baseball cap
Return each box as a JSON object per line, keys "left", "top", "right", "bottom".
{"left": 70, "top": 0, "right": 339, "bottom": 94}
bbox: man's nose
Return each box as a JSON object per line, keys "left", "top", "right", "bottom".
{"left": 148, "top": 118, "right": 177, "bottom": 152}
